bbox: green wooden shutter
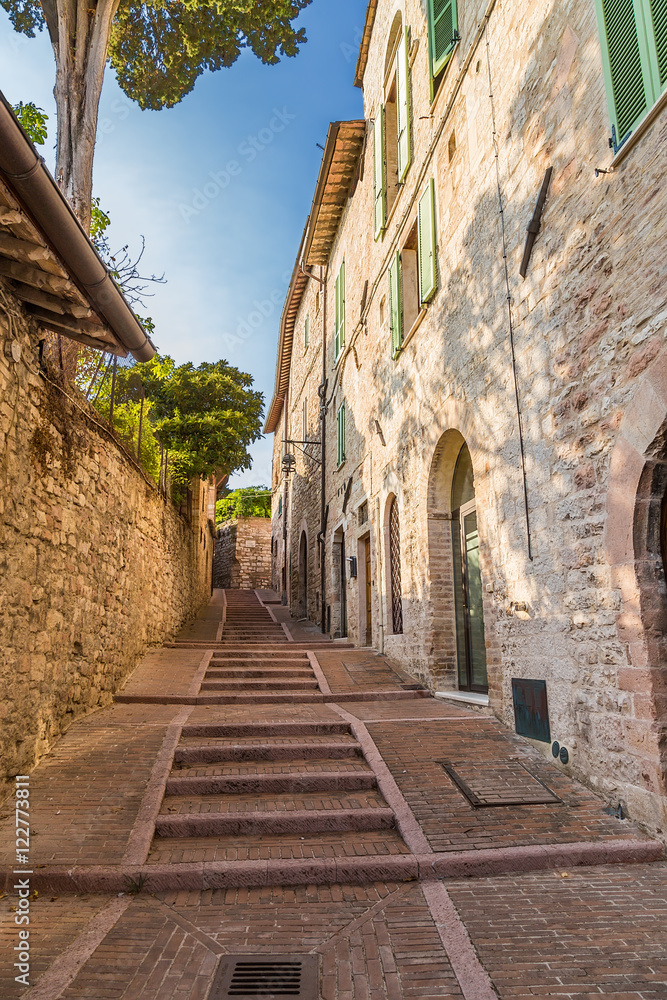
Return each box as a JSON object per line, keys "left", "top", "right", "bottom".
{"left": 334, "top": 260, "right": 345, "bottom": 360}
{"left": 418, "top": 180, "right": 437, "bottom": 304}
{"left": 389, "top": 251, "right": 402, "bottom": 359}
{"left": 428, "top": 0, "right": 458, "bottom": 78}
{"left": 337, "top": 403, "right": 345, "bottom": 466}
{"left": 648, "top": 0, "right": 667, "bottom": 86}
{"left": 597, "top": 0, "right": 652, "bottom": 147}
{"left": 373, "top": 109, "right": 386, "bottom": 239}
{"left": 396, "top": 28, "right": 411, "bottom": 182}
{"left": 304, "top": 314, "right": 309, "bottom": 349}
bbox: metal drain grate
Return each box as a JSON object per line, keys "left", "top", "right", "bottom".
{"left": 439, "top": 759, "right": 562, "bottom": 808}
{"left": 210, "top": 955, "right": 318, "bottom": 999}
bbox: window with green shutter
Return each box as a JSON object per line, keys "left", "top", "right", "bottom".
{"left": 334, "top": 261, "right": 345, "bottom": 361}
{"left": 389, "top": 251, "right": 402, "bottom": 358}
{"left": 596, "top": 0, "right": 667, "bottom": 150}
{"left": 337, "top": 402, "right": 346, "bottom": 467}
{"left": 396, "top": 27, "right": 411, "bottom": 181}
{"left": 418, "top": 180, "right": 437, "bottom": 305}
{"left": 373, "top": 110, "right": 386, "bottom": 239}
{"left": 427, "top": 0, "right": 459, "bottom": 80}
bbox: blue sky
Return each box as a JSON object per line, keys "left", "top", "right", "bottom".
{"left": 0, "top": 1, "right": 366, "bottom": 486}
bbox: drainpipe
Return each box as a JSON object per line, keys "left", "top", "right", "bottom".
{"left": 301, "top": 262, "right": 329, "bottom": 635}
{"left": 375, "top": 496, "right": 385, "bottom": 654}
{"left": 281, "top": 382, "right": 290, "bottom": 605}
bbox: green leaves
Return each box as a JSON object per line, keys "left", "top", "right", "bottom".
{"left": 11, "top": 101, "right": 48, "bottom": 144}
{"left": 0, "top": 1, "right": 44, "bottom": 37}
{"left": 216, "top": 486, "right": 271, "bottom": 524}
{"left": 127, "top": 354, "right": 264, "bottom": 481}
{"left": 109, "top": 0, "right": 312, "bottom": 110}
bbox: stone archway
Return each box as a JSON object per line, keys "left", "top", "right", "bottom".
{"left": 606, "top": 349, "right": 667, "bottom": 827}
{"left": 426, "top": 429, "right": 490, "bottom": 693}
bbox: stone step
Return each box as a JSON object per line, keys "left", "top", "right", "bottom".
{"left": 181, "top": 722, "right": 351, "bottom": 739}
{"left": 205, "top": 667, "right": 313, "bottom": 678}
{"left": 160, "top": 789, "right": 386, "bottom": 815}
{"left": 170, "top": 757, "right": 371, "bottom": 778}
{"left": 210, "top": 655, "right": 309, "bottom": 665}
{"left": 164, "top": 771, "right": 378, "bottom": 796}
{"left": 154, "top": 806, "right": 395, "bottom": 838}
{"left": 173, "top": 740, "right": 363, "bottom": 763}
{"left": 200, "top": 679, "right": 319, "bottom": 691}
{"left": 195, "top": 692, "right": 323, "bottom": 705}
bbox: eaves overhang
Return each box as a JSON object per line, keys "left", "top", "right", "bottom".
{"left": 264, "top": 120, "right": 366, "bottom": 435}
{"left": 0, "top": 91, "right": 156, "bottom": 361}
{"left": 354, "top": 0, "right": 379, "bottom": 89}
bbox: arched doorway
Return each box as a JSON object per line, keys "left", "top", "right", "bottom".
{"left": 451, "top": 443, "right": 487, "bottom": 692}
{"left": 298, "top": 531, "right": 308, "bottom": 618}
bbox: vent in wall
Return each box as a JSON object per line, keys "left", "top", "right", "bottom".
{"left": 209, "top": 955, "right": 319, "bottom": 999}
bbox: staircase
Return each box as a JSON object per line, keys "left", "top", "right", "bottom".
{"left": 148, "top": 590, "right": 409, "bottom": 865}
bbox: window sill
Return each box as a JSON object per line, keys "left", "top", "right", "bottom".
{"left": 610, "top": 88, "right": 667, "bottom": 170}
{"left": 435, "top": 690, "right": 489, "bottom": 707}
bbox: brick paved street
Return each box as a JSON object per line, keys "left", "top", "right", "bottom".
{"left": 1, "top": 591, "right": 665, "bottom": 999}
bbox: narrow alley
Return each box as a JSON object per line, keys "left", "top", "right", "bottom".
{"left": 1, "top": 590, "right": 665, "bottom": 999}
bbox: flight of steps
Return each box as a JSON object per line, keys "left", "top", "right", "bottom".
{"left": 221, "top": 591, "right": 287, "bottom": 645}
{"left": 150, "top": 720, "right": 407, "bottom": 861}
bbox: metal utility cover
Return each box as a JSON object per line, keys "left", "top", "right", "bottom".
{"left": 209, "top": 955, "right": 319, "bottom": 999}
{"left": 512, "top": 677, "right": 551, "bottom": 743}
{"left": 439, "top": 759, "right": 562, "bottom": 808}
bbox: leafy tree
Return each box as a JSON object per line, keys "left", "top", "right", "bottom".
{"left": 1, "top": 0, "right": 311, "bottom": 227}
{"left": 98, "top": 353, "right": 263, "bottom": 486}
{"left": 216, "top": 486, "right": 271, "bottom": 524}
{"left": 12, "top": 101, "right": 48, "bottom": 144}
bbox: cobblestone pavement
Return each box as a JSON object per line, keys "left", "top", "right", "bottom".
{"left": 1, "top": 591, "right": 665, "bottom": 999}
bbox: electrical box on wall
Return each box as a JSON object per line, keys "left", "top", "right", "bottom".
{"left": 512, "top": 678, "right": 551, "bottom": 743}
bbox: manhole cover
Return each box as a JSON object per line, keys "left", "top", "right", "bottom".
{"left": 209, "top": 955, "right": 318, "bottom": 999}
{"left": 439, "top": 759, "right": 562, "bottom": 808}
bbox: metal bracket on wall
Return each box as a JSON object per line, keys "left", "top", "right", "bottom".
{"left": 519, "top": 166, "right": 553, "bottom": 278}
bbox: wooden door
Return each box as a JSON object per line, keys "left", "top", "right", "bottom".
{"left": 364, "top": 536, "right": 372, "bottom": 645}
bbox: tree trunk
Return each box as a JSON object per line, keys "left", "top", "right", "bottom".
{"left": 43, "top": 1, "right": 120, "bottom": 232}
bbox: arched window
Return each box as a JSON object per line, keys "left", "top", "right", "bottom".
{"left": 389, "top": 497, "right": 403, "bottom": 634}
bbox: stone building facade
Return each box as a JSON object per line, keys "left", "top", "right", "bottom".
{"left": 213, "top": 517, "right": 272, "bottom": 590}
{"left": 267, "top": 0, "right": 667, "bottom": 834}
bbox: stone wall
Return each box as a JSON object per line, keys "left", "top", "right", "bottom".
{"left": 271, "top": 0, "right": 667, "bottom": 835}
{"left": 214, "top": 517, "right": 272, "bottom": 590}
{"left": 0, "top": 285, "right": 214, "bottom": 801}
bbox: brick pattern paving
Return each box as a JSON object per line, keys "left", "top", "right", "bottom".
{"left": 315, "top": 649, "right": 426, "bottom": 693}
{"left": 118, "top": 648, "right": 205, "bottom": 700}
{"left": 0, "top": 706, "right": 174, "bottom": 866}
{"left": 448, "top": 863, "right": 667, "bottom": 998}
{"left": 0, "top": 893, "right": 111, "bottom": 999}
{"left": 366, "top": 718, "right": 641, "bottom": 851}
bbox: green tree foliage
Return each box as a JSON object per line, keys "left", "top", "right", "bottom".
{"left": 11, "top": 101, "right": 48, "bottom": 144}
{"left": 94, "top": 354, "right": 263, "bottom": 487}
{"left": 109, "top": 0, "right": 312, "bottom": 110}
{"left": 1, "top": 0, "right": 312, "bottom": 224}
{"left": 216, "top": 486, "right": 271, "bottom": 524}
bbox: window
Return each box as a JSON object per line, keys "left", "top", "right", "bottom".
{"left": 334, "top": 260, "right": 345, "bottom": 361}
{"left": 389, "top": 497, "right": 403, "bottom": 634}
{"left": 278, "top": 495, "right": 282, "bottom": 516}
{"left": 336, "top": 401, "right": 346, "bottom": 467}
{"left": 388, "top": 180, "right": 437, "bottom": 357}
{"left": 374, "top": 25, "right": 412, "bottom": 239}
{"left": 304, "top": 313, "right": 310, "bottom": 350}
{"left": 427, "top": 0, "right": 459, "bottom": 83}
{"left": 596, "top": 0, "right": 667, "bottom": 151}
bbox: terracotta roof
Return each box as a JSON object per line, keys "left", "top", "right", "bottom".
{"left": 354, "top": 0, "right": 379, "bottom": 89}
{"left": 264, "top": 121, "right": 366, "bottom": 434}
